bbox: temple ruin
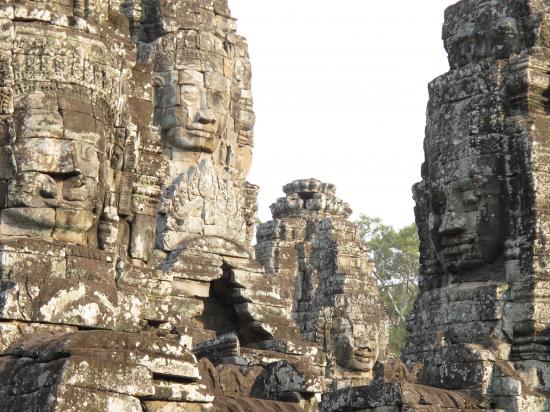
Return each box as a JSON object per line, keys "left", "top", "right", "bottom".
{"left": 256, "top": 179, "right": 389, "bottom": 392}
{"left": 2, "top": 0, "right": 550, "bottom": 411}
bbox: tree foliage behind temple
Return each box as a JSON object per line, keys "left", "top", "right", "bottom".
{"left": 356, "top": 215, "right": 419, "bottom": 355}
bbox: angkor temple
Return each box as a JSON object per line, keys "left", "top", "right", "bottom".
{"left": 1, "top": 0, "right": 550, "bottom": 411}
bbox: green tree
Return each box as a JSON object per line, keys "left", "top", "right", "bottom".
{"left": 356, "top": 215, "right": 420, "bottom": 354}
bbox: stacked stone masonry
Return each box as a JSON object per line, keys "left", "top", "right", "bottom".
{"left": 0, "top": 0, "right": 390, "bottom": 411}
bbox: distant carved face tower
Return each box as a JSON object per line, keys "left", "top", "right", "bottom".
{"left": 256, "top": 179, "right": 389, "bottom": 389}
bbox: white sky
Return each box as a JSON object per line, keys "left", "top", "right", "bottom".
{"left": 230, "top": 1, "right": 458, "bottom": 228}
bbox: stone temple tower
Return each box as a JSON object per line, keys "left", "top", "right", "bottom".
{"left": 323, "top": 1, "right": 550, "bottom": 410}
{"left": 256, "top": 179, "right": 389, "bottom": 391}
{"left": 407, "top": 1, "right": 550, "bottom": 407}
{"left": 0, "top": 1, "right": 324, "bottom": 410}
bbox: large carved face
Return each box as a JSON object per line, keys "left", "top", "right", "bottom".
{"left": 3, "top": 22, "right": 124, "bottom": 244}
{"left": 152, "top": 29, "right": 233, "bottom": 155}
{"left": 443, "top": 0, "right": 523, "bottom": 69}
{"left": 7, "top": 91, "right": 100, "bottom": 242}
{"left": 331, "top": 317, "right": 382, "bottom": 372}
{"left": 156, "top": 68, "right": 231, "bottom": 153}
{"left": 426, "top": 157, "right": 506, "bottom": 274}
{"left": 150, "top": 27, "right": 255, "bottom": 178}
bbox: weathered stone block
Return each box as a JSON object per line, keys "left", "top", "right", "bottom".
{"left": 62, "top": 356, "right": 155, "bottom": 397}
{"left": 130, "top": 213, "right": 157, "bottom": 261}
{"left": 152, "top": 380, "right": 214, "bottom": 403}
{"left": 172, "top": 278, "right": 210, "bottom": 298}
{"left": 143, "top": 401, "right": 213, "bottom": 412}
{"left": 53, "top": 385, "right": 143, "bottom": 412}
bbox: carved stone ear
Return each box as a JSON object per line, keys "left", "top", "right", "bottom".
{"left": 223, "top": 39, "right": 235, "bottom": 56}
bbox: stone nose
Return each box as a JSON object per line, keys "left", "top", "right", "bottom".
{"left": 197, "top": 108, "right": 216, "bottom": 125}
{"left": 438, "top": 209, "right": 466, "bottom": 235}
{"left": 40, "top": 176, "right": 58, "bottom": 199}
{"left": 196, "top": 91, "right": 216, "bottom": 125}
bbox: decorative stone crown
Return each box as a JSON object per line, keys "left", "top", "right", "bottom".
{"left": 270, "top": 178, "right": 352, "bottom": 219}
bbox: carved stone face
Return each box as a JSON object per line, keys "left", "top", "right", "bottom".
{"left": 331, "top": 317, "right": 381, "bottom": 372}
{"left": 149, "top": 26, "right": 255, "bottom": 178}
{"left": 156, "top": 68, "right": 231, "bottom": 154}
{"left": 6, "top": 91, "right": 100, "bottom": 242}
{"left": 428, "top": 167, "right": 505, "bottom": 273}
{"left": 3, "top": 21, "right": 125, "bottom": 244}
{"left": 443, "top": 1, "right": 523, "bottom": 69}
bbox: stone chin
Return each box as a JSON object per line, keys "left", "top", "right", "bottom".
{"left": 165, "top": 127, "right": 219, "bottom": 154}
{"left": 334, "top": 339, "right": 378, "bottom": 373}
{"left": 345, "top": 352, "right": 376, "bottom": 372}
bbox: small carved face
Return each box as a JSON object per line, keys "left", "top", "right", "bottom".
{"left": 156, "top": 69, "right": 231, "bottom": 153}
{"left": 331, "top": 317, "right": 380, "bottom": 372}
{"left": 428, "top": 174, "right": 505, "bottom": 273}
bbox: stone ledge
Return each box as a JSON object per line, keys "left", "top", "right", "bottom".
{"left": 320, "top": 382, "right": 487, "bottom": 412}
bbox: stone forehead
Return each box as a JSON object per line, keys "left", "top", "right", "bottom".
{"left": 153, "top": 29, "right": 249, "bottom": 76}
{"left": 183, "top": 0, "right": 229, "bottom": 9}
{"left": 425, "top": 133, "right": 506, "bottom": 177}
{"left": 151, "top": 0, "right": 236, "bottom": 39}
{"left": 425, "top": 163, "right": 504, "bottom": 197}
{"left": 12, "top": 25, "right": 125, "bottom": 101}
{"left": 153, "top": 68, "right": 231, "bottom": 90}
{"left": 173, "top": 30, "right": 229, "bottom": 56}
{"left": 426, "top": 131, "right": 505, "bottom": 155}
